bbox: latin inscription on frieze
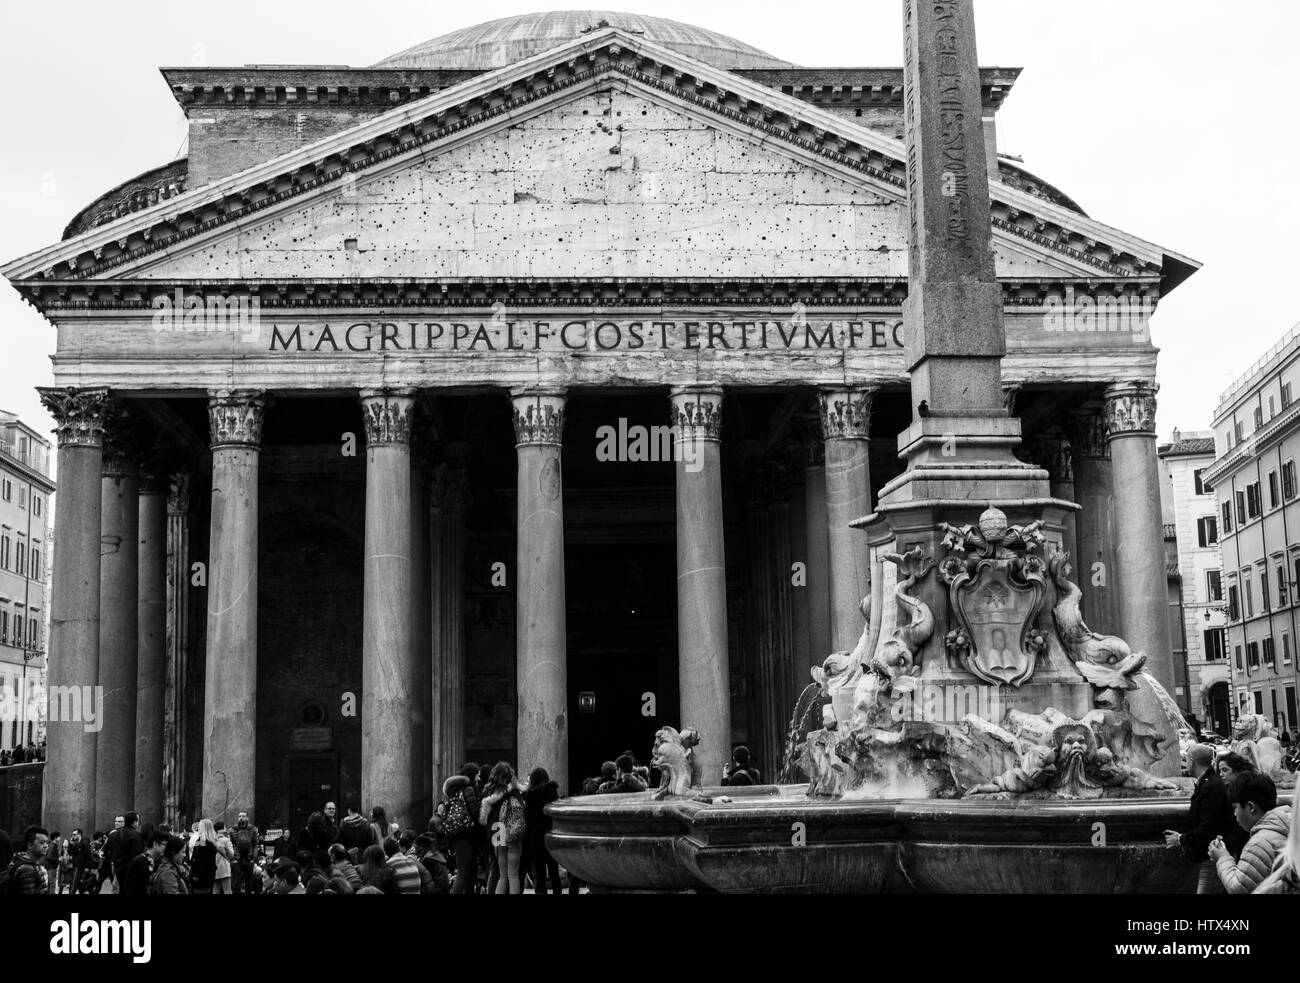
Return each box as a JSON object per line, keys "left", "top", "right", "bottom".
{"left": 265, "top": 317, "right": 907, "bottom": 354}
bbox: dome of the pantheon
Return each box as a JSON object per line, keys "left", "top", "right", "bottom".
{"left": 373, "top": 10, "right": 796, "bottom": 70}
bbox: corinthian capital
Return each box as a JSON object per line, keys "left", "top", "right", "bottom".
{"left": 1103, "top": 380, "right": 1159, "bottom": 438}
{"left": 38, "top": 387, "right": 109, "bottom": 448}
{"left": 670, "top": 385, "right": 723, "bottom": 443}
{"left": 818, "top": 387, "right": 876, "bottom": 440}
{"left": 511, "top": 389, "right": 567, "bottom": 447}
{"left": 208, "top": 391, "right": 266, "bottom": 449}
{"left": 359, "top": 389, "right": 415, "bottom": 446}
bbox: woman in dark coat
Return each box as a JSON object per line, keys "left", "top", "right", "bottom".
{"left": 298, "top": 811, "right": 333, "bottom": 869}
{"left": 523, "top": 767, "right": 562, "bottom": 894}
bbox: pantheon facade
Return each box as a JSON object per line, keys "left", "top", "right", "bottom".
{"left": 4, "top": 12, "right": 1197, "bottom": 834}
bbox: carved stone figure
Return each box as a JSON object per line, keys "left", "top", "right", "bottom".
{"left": 1232, "top": 713, "right": 1289, "bottom": 782}
{"left": 859, "top": 546, "right": 935, "bottom": 696}
{"left": 802, "top": 729, "right": 852, "bottom": 797}
{"left": 651, "top": 726, "right": 710, "bottom": 800}
{"left": 965, "top": 715, "right": 1177, "bottom": 799}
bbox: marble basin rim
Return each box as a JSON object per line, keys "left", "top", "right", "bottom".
{"left": 544, "top": 783, "right": 1199, "bottom": 894}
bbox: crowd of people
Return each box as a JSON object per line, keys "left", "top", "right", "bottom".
{"left": 0, "top": 744, "right": 771, "bottom": 896}
{"left": 0, "top": 741, "right": 45, "bottom": 767}
{"left": 1165, "top": 742, "right": 1299, "bottom": 894}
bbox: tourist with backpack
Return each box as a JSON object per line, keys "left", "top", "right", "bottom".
{"left": 2, "top": 825, "right": 50, "bottom": 895}
{"left": 440, "top": 767, "right": 481, "bottom": 894}
{"left": 150, "top": 836, "right": 190, "bottom": 895}
{"left": 479, "top": 761, "right": 526, "bottom": 894}
{"left": 230, "top": 811, "right": 259, "bottom": 894}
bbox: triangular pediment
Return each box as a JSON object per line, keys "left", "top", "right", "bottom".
{"left": 3, "top": 27, "right": 1198, "bottom": 292}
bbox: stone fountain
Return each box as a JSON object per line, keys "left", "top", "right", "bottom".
{"left": 544, "top": 0, "right": 1197, "bottom": 892}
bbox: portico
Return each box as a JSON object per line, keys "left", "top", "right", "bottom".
{"left": 9, "top": 15, "right": 1198, "bottom": 830}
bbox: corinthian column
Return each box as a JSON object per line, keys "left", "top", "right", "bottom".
{"left": 671, "top": 385, "right": 729, "bottom": 784}
{"left": 360, "top": 390, "right": 416, "bottom": 827}
{"left": 37, "top": 387, "right": 108, "bottom": 835}
{"left": 135, "top": 462, "right": 168, "bottom": 822}
{"left": 430, "top": 459, "right": 470, "bottom": 790}
{"left": 96, "top": 405, "right": 140, "bottom": 828}
{"left": 163, "top": 471, "right": 191, "bottom": 828}
{"left": 819, "top": 388, "right": 875, "bottom": 652}
{"left": 512, "top": 390, "right": 569, "bottom": 792}
{"left": 1105, "top": 382, "right": 1176, "bottom": 688}
{"left": 203, "top": 391, "right": 265, "bottom": 825}
{"left": 1067, "top": 405, "right": 1118, "bottom": 635}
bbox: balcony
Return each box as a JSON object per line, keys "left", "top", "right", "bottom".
{"left": 1163, "top": 523, "right": 1177, "bottom": 541}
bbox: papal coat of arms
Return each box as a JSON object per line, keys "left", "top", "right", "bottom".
{"left": 939, "top": 506, "right": 1049, "bottom": 687}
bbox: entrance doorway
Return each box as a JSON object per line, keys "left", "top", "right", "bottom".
{"left": 1206, "top": 681, "right": 1231, "bottom": 737}
{"left": 566, "top": 539, "right": 678, "bottom": 791}
{"left": 282, "top": 752, "right": 339, "bottom": 838}
{"left": 561, "top": 392, "right": 679, "bottom": 792}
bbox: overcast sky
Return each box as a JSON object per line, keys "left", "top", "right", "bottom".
{"left": 2, "top": 0, "right": 1297, "bottom": 459}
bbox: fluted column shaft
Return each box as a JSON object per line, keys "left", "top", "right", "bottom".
{"left": 96, "top": 407, "right": 140, "bottom": 827}
{"left": 431, "top": 463, "right": 469, "bottom": 789}
{"left": 37, "top": 387, "right": 108, "bottom": 834}
{"left": 360, "top": 390, "right": 417, "bottom": 827}
{"left": 820, "top": 388, "right": 875, "bottom": 652}
{"left": 672, "top": 385, "right": 729, "bottom": 783}
{"left": 163, "top": 472, "right": 191, "bottom": 829}
{"left": 202, "top": 391, "right": 265, "bottom": 826}
{"left": 803, "top": 447, "right": 832, "bottom": 663}
{"left": 1068, "top": 406, "right": 1119, "bottom": 635}
{"left": 512, "top": 390, "right": 569, "bottom": 791}
{"left": 135, "top": 471, "right": 168, "bottom": 821}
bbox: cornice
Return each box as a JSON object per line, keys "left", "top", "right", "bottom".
{"left": 1203, "top": 397, "right": 1300, "bottom": 487}
{"left": 4, "top": 29, "right": 1186, "bottom": 290}
{"left": 10, "top": 276, "right": 1160, "bottom": 313}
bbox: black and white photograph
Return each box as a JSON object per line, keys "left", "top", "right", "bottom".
{"left": 0, "top": 0, "right": 1294, "bottom": 961}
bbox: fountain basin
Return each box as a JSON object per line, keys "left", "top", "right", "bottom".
{"left": 546, "top": 784, "right": 1199, "bottom": 893}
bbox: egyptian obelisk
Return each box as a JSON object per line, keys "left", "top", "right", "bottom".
{"left": 856, "top": 0, "right": 1178, "bottom": 776}
{"left": 858, "top": 0, "right": 1081, "bottom": 717}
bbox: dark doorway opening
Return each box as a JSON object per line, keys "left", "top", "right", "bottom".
{"left": 566, "top": 540, "right": 678, "bottom": 791}
{"left": 282, "top": 752, "right": 339, "bottom": 839}
{"left": 562, "top": 392, "right": 679, "bottom": 792}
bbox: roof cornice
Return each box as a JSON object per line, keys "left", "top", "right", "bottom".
{"left": 4, "top": 28, "right": 1197, "bottom": 291}
{"left": 8, "top": 275, "right": 1160, "bottom": 313}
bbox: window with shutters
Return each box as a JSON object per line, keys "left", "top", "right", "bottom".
{"left": 1197, "top": 516, "right": 1217, "bottom": 546}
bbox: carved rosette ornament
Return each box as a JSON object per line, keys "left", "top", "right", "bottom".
{"left": 358, "top": 390, "right": 414, "bottom": 446}
{"left": 38, "top": 386, "right": 109, "bottom": 448}
{"left": 511, "top": 390, "right": 567, "bottom": 447}
{"left": 818, "top": 387, "right": 875, "bottom": 440}
{"left": 670, "top": 385, "right": 723, "bottom": 443}
{"left": 938, "top": 506, "right": 1049, "bottom": 688}
{"left": 1066, "top": 406, "right": 1110, "bottom": 461}
{"left": 1102, "top": 381, "right": 1158, "bottom": 438}
{"left": 207, "top": 391, "right": 266, "bottom": 449}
